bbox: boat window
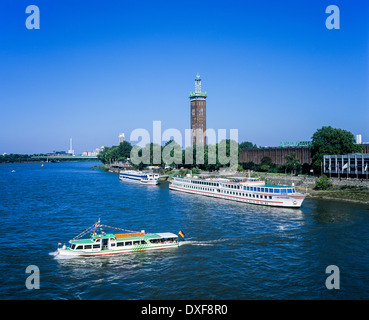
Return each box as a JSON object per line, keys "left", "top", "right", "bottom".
{"left": 281, "top": 189, "right": 287, "bottom": 193}
{"left": 257, "top": 188, "right": 260, "bottom": 192}
{"left": 111, "top": 243, "right": 116, "bottom": 246}
{"left": 261, "top": 188, "right": 264, "bottom": 192}
{"left": 141, "top": 240, "right": 147, "bottom": 245}
{"left": 274, "top": 189, "right": 280, "bottom": 193}
{"left": 269, "top": 196, "right": 272, "bottom": 199}
{"left": 292, "top": 188, "right": 295, "bottom": 193}
{"left": 117, "top": 242, "right": 124, "bottom": 247}
{"left": 252, "top": 194, "right": 255, "bottom": 198}
{"left": 71, "top": 244, "right": 76, "bottom": 250}
{"left": 85, "top": 245, "right": 92, "bottom": 249}
{"left": 125, "top": 241, "right": 132, "bottom": 246}
{"left": 93, "top": 244, "right": 100, "bottom": 249}
{"left": 133, "top": 241, "right": 140, "bottom": 245}
{"left": 76, "top": 245, "right": 83, "bottom": 250}
{"left": 287, "top": 189, "right": 293, "bottom": 193}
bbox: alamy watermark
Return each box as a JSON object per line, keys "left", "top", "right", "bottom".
{"left": 25, "top": 4, "right": 340, "bottom": 31}
{"left": 25, "top": 265, "right": 40, "bottom": 290}
{"left": 325, "top": 5, "right": 340, "bottom": 30}
{"left": 325, "top": 265, "right": 340, "bottom": 290}
{"left": 25, "top": 5, "right": 40, "bottom": 30}
{"left": 129, "top": 121, "right": 239, "bottom": 169}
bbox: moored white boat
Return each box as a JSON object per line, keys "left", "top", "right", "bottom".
{"left": 119, "top": 170, "right": 159, "bottom": 185}
{"left": 169, "top": 176, "right": 306, "bottom": 208}
{"left": 57, "top": 220, "right": 181, "bottom": 257}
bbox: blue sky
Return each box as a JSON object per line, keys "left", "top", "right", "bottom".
{"left": 0, "top": 0, "right": 368, "bottom": 154}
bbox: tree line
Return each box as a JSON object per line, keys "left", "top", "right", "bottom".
{"left": 97, "top": 139, "right": 307, "bottom": 174}
{"left": 0, "top": 154, "right": 40, "bottom": 164}
{"left": 98, "top": 126, "right": 362, "bottom": 175}
{"left": 2, "top": 126, "right": 361, "bottom": 175}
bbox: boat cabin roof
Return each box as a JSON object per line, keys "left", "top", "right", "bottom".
{"left": 70, "top": 232, "right": 178, "bottom": 244}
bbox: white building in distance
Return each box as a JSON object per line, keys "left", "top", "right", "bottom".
{"left": 119, "top": 133, "right": 125, "bottom": 144}
{"left": 68, "top": 138, "right": 75, "bottom": 155}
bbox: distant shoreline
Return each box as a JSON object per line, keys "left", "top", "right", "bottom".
{"left": 0, "top": 159, "right": 100, "bottom": 165}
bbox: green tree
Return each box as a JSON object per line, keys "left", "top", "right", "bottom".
{"left": 217, "top": 139, "right": 239, "bottom": 170}
{"left": 117, "top": 141, "right": 132, "bottom": 161}
{"left": 162, "top": 139, "right": 182, "bottom": 168}
{"left": 240, "top": 161, "right": 258, "bottom": 171}
{"left": 97, "top": 146, "right": 111, "bottom": 164}
{"left": 98, "top": 141, "right": 133, "bottom": 164}
{"left": 239, "top": 141, "right": 257, "bottom": 151}
{"left": 285, "top": 152, "right": 301, "bottom": 175}
{"left": 311, "top": 126, "right": 362, "bottom": 173}
{"left": 259, "top": 156, "right": 273, "bottom": 172}
{"left": 314, "top": 174, "right": 332, "bottom": 190}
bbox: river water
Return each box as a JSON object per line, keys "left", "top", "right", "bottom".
{"left": 1, "top": 162, "right": 368, "bottom": 300}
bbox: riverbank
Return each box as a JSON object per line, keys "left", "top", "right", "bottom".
{"left": 97, "top": 164, "right": 369, "bottom": 204}
{"left": 304, "top": 189, "right": 369, "bottom": 205}
{"left": 260, "top": 173, "right": 369, "bottom": 205}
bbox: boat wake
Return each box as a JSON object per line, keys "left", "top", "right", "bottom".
{"left": 179, "top": 240, "right": 213, "bottom": 247}
{"left": 179, "top": 238, "right": 229, "bottom": 247}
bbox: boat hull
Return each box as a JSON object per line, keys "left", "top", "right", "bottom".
{"left": 169, "top": 184, "right": 305, "bottom": 208}
{"left": 119, "top": 170, "right": 159, "bottom": 185}
{"left": 58, "top": 243, "right": 178, "bottom": 257}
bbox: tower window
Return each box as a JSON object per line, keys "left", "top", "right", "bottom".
{"left": 199, "top": 108, "right": 203, "bottom": 116}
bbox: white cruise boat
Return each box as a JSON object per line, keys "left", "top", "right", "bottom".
{"left": 169, "top": 176, "right": 306, "bottom": 208}
{"left": 119, "top": 170, "right": 159, "bottom": 185}
{"left": 58, "top": 220, "right": 180, "bottom": 257}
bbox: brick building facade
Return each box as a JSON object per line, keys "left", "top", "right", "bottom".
{"left": 239, "top": 147, "right": 312, "bottom": 165}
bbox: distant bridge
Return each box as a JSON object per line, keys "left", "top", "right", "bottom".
{"left": 31, "top": 155, "right": 98, "bottom": 161}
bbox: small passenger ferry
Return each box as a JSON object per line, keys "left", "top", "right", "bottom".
{"left": 57, "top": 220, "right": 179, "bottom": 257}
{"left": 169, "top": 176, "right": 306, "bottom": 208}
{"left": 119, "top": 170, "right": 159, "bottom": 185}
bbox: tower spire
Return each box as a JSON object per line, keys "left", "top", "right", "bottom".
{"left": 195, "top": 73, "right": 201, "bottom": 93}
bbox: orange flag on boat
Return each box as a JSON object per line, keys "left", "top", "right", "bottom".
{"left": 178, "top": 230, "right": 185, "bottom": 238}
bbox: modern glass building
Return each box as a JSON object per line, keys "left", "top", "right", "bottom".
{"left": 323, "top": 154, "right": 369, "bottom": 178}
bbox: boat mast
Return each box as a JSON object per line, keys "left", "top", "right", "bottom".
{"left": 92, "top": 218, "right": 100, "bottom": 235}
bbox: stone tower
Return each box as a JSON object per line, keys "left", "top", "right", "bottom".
{"left": 189, "top": 74, "right": 207, "bottom": 146}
